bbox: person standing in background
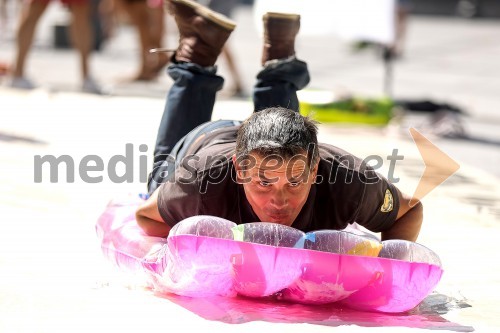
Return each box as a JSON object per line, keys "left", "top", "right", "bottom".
{"left": 114, "top": 0, "right": 169, "bottom": 81}
{"left": 200, "top": 0, "right": 244, "bottom": 96}
{"left": 393, "top": 0, "right": 412, "bottom": 57}
{"left": 10, "top": 0, "right": 103, "bottom": 93}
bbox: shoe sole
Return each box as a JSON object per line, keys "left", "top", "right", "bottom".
{"left": 169, "top": 0, "right": 236, "bottom": 31}
{"left": 265, "top": 12, "right": 300, "bottom": 21}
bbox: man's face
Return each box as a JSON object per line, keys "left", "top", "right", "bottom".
{"left": 234, "top": 153, "right": 318, "bottom": 227}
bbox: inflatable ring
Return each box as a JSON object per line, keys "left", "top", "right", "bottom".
{"left": 96, "top": 195, "right": 443, "bottom": 313}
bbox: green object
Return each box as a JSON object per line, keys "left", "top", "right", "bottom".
{"left": 299, "top": 97, "right": 394, "bottom": 125}
{"left": 231, "top": 225, "right": 245, "bottom": 241}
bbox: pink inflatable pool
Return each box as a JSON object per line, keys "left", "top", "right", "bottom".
{"left": 96, "top": 195, "right": 443, "bottom": 313}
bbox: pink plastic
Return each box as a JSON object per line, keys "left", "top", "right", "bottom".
{"left": 96, "top": 196, "right": 443, "bottom": 313}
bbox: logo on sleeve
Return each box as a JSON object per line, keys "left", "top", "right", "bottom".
{"left": 380, "top": 189, "right": 394, "bottom": 213}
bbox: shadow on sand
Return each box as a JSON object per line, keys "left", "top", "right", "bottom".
{"left": 0, "top": 132, "right": 47, "bottom": 145}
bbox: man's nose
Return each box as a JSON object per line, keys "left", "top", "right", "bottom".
{"left": 270, "top": 190, "right": 288, "bottom": 208}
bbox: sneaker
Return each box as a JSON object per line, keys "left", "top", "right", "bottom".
{"left": 262, "top": 12, "right": 300, "bottom": 66}
{"left": 10, "top": 76, "right": 36, "bottom": 90}
{"left": 166, "top": 0, "right": 236, "bottom": 67}
{"left": 82, "top": 77, "right": 104, "bottom": 95}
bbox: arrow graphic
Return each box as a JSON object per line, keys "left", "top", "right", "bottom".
{"left": 409, "top": 128, "right": 460, "bottom": 207}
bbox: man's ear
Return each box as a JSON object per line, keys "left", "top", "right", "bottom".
{"left": 312, "top": 161, "right": 319, "bottom": 174}
{"left": 233, "top": 154, "right": 258, "bottom": 184}
{"left": 232, "top": 154, "right": 239, "bottom": 172}
{"left": 232, "top": 154, "right": 243, "bottom": 183}
{"left": 309, "top": 161, "right": 319, "bottom": 182}
{"left": 233, "top": 154, "right": 247, "bottom": 184}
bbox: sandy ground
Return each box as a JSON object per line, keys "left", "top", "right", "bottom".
{"left": 1, "top": 88, "right": 499, "bottom": 332}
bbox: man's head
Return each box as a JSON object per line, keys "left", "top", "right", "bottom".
{"left": 234, "top": 107, "right": 320, "bottom": 226}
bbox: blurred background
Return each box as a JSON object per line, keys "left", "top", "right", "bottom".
{"left": 0, "top": 0, "right": 499, "bottom": 178}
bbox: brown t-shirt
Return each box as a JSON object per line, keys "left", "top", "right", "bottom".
{"left": 157, "top": 126, "right": 400, "bottom": 233}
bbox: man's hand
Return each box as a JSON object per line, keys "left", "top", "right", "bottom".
{"left": 381, "top": 189, "right": 423, "bottom": 242}
{"left": 136, "top": 188, "right": 172, "bottom": 237}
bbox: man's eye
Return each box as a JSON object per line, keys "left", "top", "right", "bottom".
{"left": 289, "top": 182, "right": 300, "bottom": 187}
{"left": 259, "top": 181, "right": 271, "bottom": 187}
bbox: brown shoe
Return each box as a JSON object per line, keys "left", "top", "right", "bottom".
{"left": 262, "top": 12, "right": 300, "bottom": 66}
{"left": 166, "top": 0, "right": 236, "bottom": 67}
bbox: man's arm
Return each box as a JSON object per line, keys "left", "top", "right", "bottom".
{"left": 381, "top": 188, "right": 423, "bottom": 242}
{"left": 136, "top": 188, "right": 172, "bottom": 237}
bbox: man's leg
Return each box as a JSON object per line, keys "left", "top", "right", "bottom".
{"left": 116, "top": 0, "right": 152, "bottom": 80}
{"left": 11, "top": 0, "right": 49, "bottom": 87}
{"left": 68, "top": 0, "right": 103, "bottom": 93}
{"left": 253, "top": 12, "right": 310, "bottom": 113}
{"left": 153, "top": 63, "right": 223, "bottom": 159}
{"left": 147, "top": 3, "right": 169, "bottom": 79}
{"left": 149, "top": 0, "right": 235, "bottom": 192}
{"left": 68, "top": 1, "right": 92, "bottom": 81}
{"left": 153, "top": 0, "right": 236, "bottom": 157}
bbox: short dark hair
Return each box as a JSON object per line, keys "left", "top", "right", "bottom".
{"left": 236, "top": 107, "right": 319, "bottom": 168}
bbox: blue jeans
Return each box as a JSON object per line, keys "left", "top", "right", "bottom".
{"left": 148, "top": 58, "right": 310, "bottom": 193}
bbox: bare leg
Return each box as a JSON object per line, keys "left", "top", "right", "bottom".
{"left": 394, "top": 5, "right": 409, "bottom": 57}
{"left": 147, "top": 5, "right": 168, "bottom": 76}
{"left": 117, "top": 0, "right": 153, "bottom": 80}
{"left": 68, "top": 1, "right": 93, "bottom": 80}
{"left": 0, "top": 0, "right": 7, "bottom": 33}
{"left": 12, "top": 0, "right": 49, "bottom": 78}
{"left": 221, "top": 45, "right": 243, "bottom": 95}
{"left": 148, "top": 5, "right": 164, "bottom": 49}
{"left": 0, "top": 61, "right": 8, "bottom": 75}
